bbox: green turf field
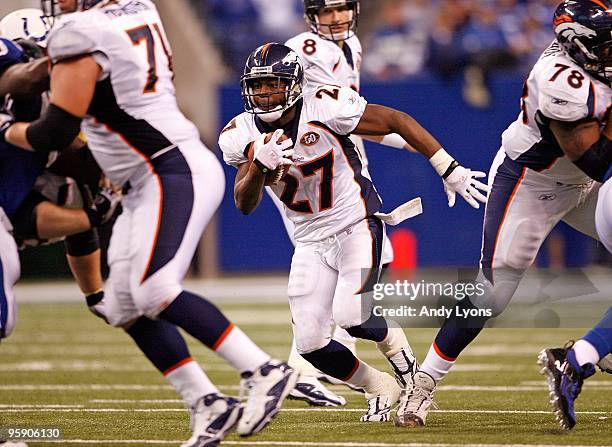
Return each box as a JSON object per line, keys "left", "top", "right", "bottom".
{"left": 1, "top": 302, "right": 610, "bottom": 446}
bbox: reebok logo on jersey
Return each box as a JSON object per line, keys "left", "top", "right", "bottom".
{"left": 551, "top": 98, "right": 568, "bottom": 105}
{"left": 300, "top": 132, "right": 320, "bottom": 146}
{"left": 539, "top": 193, "right": 557, "bottom": 201}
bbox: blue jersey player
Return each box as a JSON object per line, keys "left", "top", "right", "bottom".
{"left": 0, "top": 37, "right": 49, "bottom": 339}
{"left": 538, "top": 163, "right": 612, "bottom": 430}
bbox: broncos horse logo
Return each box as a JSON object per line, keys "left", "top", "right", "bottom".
{"left": 555, "top": 21, "right": 598, "bottom": 59}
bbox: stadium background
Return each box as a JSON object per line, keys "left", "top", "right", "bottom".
{"left": 2, "top": 0, "right": 606, "bottom": 279}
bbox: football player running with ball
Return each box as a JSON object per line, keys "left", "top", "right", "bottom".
{"left": 274, "top": 0, "right": 447, "bottom": 406}
{"left": 219, "top": 43, "right": 488, "bottom": 422}
{"left": 3, "top": 1, "right": 298, "bottom": 445}
{"left": 395, "top": 0, "right": 611, "bottom": 429}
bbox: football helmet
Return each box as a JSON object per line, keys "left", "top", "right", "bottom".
{"left": 241, "top": 43, "right": 304, "bottom": 123}
{"left": 41, "top": 0, "right": 106, "bottom": 20}
{"left": 0, "top": 9, "right": 52, "bottom": 47}
{"left": 553, "top": 0, "right": 612, "bottom": 84}
{"left": 304, "top": 0, "right": 360, "bottom": 41}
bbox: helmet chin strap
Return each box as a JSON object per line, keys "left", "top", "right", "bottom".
{"left": 256, "top": 107, "right": 285, "bottom": 123}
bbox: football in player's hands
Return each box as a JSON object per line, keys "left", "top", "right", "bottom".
{"left": 249, "top": 132, "right": 292, "bottom": 186}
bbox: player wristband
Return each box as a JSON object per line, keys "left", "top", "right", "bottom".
{"left": 429, "top": 148, "right": 455, "bottom": 177}
{"left": 253, "top": 158, "right": 270, "bottom": 174}
{"left": 85, "top": 290, "right": 104, "bottom": 307}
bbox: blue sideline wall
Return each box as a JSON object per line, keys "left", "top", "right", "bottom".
{"left": 216, "top": 76, "right": 595, "bottom": 272}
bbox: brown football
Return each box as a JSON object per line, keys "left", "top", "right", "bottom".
{"left": 247, "top": 132, "right": 290, "bottom": 186}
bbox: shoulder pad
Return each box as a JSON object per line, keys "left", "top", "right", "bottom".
{"left": 47, "top": 14, "right": 103, "bottom": 63}
{"left": 306, "top": 85, "right": 367, "bottom": 135}
{"left": 218, "top": 114, "right": 254, "bottom": 168}
{"left": 535, "top": 55, "right": 592, "bottom": 122}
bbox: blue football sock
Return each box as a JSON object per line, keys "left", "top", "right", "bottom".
{"left": 582, "top": 306, "right": 612, "bottom": 359}
{"left": 160, "top": 290, "right": 232, "bottom": 350}
{"left": 126, "top": 316, "right": 191, "bottom": 374}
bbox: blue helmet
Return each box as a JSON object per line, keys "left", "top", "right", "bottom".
{"left": 553, "top": 0, "right": 612, "bottom": 84}
{"left": 241, "top": 43, "right": 304, "bottom": 123}
{"left": 41, "top": 0, "right": 106, "bottom": 20}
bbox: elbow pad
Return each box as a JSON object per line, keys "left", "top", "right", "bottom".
{"left": 26, "top": 103, "right": 82, "bottom": 152}
{"left": 65, "top": 228, "right": 100, "bottom": 257}
{"left": 573, "top": 135, "right": 612, "bottom": 182}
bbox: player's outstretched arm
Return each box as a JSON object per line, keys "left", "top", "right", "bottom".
{"left": 549, "top": 115, "right": 612, "bottom": 182}
{"left": 360, "top": 133, "right": 417, "bottom": 153}
{"left": 354, "top": 104, "right": 489, "bottom": 208}
{"left": 3, "top": 55, "right": 100, "bottom": 152}
{"left": 0, "top": 57, "right": 50, "bottom": 100}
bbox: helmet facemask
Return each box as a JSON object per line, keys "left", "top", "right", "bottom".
{"left": 41, "top": 0, "right": 106, "bottom": 22}
{"left": 553, "top": 0, "right": 612, "bottom": 86}
{"left": 585, "top": 41, "right": 612, "bottom": 84}
{"left": 241, "top": 74, "right": 302, "bottom": 123}
{"left": 305, "top": 0, "right": 359, "bottom": 42}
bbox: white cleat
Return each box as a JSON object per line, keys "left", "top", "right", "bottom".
{"left": 181, "top": 394, "right": 242, "bottom": 447}
{"left": 394, "top": 371, "right": 437, "bottom": 427}
{"left": 289, "top": 375, "right": 347, "bottom": 406}
{"left": 238, "top": 359, "right": 299, "bottom": 437}
{"left": 360, "top": 372, "right": 401, "bottom": 422}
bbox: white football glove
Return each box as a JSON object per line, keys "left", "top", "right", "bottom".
{"left": 253, "top": 129, "right": 294, "bottom": 171}
{"left": 444, "top": 165, "right": 489, "bottom": 209}
{"left": 429, "top": 149, "right": 489, "bottom": 209}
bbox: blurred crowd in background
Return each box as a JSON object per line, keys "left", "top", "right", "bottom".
{"left": 194, "top": 0, "right": 559, "bottom": 84}
{"left": 187, "top": 0, "right": 612, "bottom": 269}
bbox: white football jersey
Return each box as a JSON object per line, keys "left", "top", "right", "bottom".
{"left": 502, "top": 41, "right": 611, "bottom": 184}
{"left": 46, "top": 0, "right": 200, "bottom": 188}
{"left": 286, "top": 31, "right": 362, "bottom": 92}
{"left": 219, "top": 86, "right": 381, "bottom": 243}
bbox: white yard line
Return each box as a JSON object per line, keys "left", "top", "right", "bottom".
{"left": 2, "top": 407, "right": 609, "bottom": 415}
{"left": 2, "top": 384, "right": 610, "bottom": 392}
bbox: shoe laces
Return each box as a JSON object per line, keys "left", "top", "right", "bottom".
{"left": 190, "top": 394, "right": 224, "bottom": 430}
